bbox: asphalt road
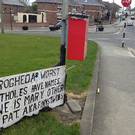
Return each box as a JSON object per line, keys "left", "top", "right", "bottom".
{"left": 124, "top": 26, "right": 135, "bottom": 49}
{"left": 89, "top": 24, "right": 135, "bottom": 50}
{"left": 6, "top": 23, "right": 135, "bottom": 48}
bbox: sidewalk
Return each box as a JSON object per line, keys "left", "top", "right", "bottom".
{"left": 81, "top": 41, "right": 135, "bottom": 135}
{"left": 92, "top": 42, "right": 135, "bottom": 135}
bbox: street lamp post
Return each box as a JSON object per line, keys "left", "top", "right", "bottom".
{"left": 0, "top": 0, "right": 4, "bottom": 33}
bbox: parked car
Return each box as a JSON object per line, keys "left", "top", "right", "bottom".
{"left": 131, "top": 16, "right": 135, "bottom": 20}
{"left": 49, "top": 21, "right": 62, "bottom": 31}
{"left": 122, "top": 16, "right": 126, "bottom": 21}
{"left": 97, "top": 25, "right": 104, "bottom": 31}
{"left": 127, "top": 18, "right": 134, "bottom": 26}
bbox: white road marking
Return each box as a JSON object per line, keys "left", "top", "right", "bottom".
{"left": 127, "top": 47, "right": 135, "bottom": 57}
{"left": 114, "top": 31, "right": 121, "bottom": 35}
{"left": 128, "top": 51, "right": 135, "bottom": 57}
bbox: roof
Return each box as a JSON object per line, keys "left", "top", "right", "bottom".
{"left": 2, "top": 0, "right": 24, "bottom": 6}
{"left": 35, "top": 0, "right": 103, "bottom": 6}
{"left": 103, "top": 1, "right": 121, "bottom": 10}
{"left": 79, "top": 0, "right": 103, "bottom": 6}
{"left": 35, "top": 0, "right": 62, "bottom": 3}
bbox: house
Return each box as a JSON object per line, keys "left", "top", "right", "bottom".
{"left": 102, "top": 1, "right": 121, "bottom": 20}
{"left": 1, "top": 0, "right": 25, "bottom": 25}
{"left": 35, "top": 0, "right": 61, "bottom": 25}
{"left": 35, "top": 0, "right": 104, "bottom": 25}
{"left": 16, "top": 12, "right": 47, "bottom": 24}
{"left": 130, "top": 8, "right": 135, "bottom": 15}
{"left": 79, "top": 0, "right": 104, "bottom": 20}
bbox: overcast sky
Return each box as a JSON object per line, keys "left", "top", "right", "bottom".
{"left": 29, "top": 0, "right": 135, "bottom": 8}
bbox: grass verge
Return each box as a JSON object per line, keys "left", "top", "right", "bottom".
{"left": 1, "top": 112, "right": 80, "bottom": 135}
{"left": 67, "top": 41, "right": 98, "bottom": 93}
{"left": 0, "top": 34, "right": 98, "bottom": 135}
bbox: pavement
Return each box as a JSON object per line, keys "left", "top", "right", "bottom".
{"left": 92, "top": 42, "right": 135, "bottom": 135}
{"left": 80, "top": 49, "right": 100, "bottom": 135}
{"left": 81, "top": 22, "right": 135, "bottom": 135}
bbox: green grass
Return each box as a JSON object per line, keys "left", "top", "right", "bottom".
{"left": 67, "top": 41, "right": 98, "bottom": 93}
{"left": 0, "top": 34, "right": 98, "bottom": 93}
{"left": 0, "top": 34, "right": 98, "bottom": 135}
{"left": 1, "top": 112, "right": 80, "bottom": 135}
{"left": 0, "top": 34, "right": 60, "bottom": 76}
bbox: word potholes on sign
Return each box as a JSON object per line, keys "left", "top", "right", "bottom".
{"left": 0, "top": 66, "right": 66, "bottom": 128}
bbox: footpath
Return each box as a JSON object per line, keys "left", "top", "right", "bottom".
{"left": 92, "top": 42, "right": 135, "bottom": 135}
{"left": 81, "top": 23, "right": 135, "bottom": 135}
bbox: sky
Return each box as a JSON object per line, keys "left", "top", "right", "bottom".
{"left": 29, "top": 0, "right": 135, "bottom": 8}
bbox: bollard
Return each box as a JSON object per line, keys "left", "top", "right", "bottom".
{"left": 122, "top": 41, "right": 125, "bottom": 48}
{"left": 122, "top": 22, "right": 126, "bottom": 48}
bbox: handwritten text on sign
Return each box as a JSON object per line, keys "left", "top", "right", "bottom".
{"left": 0, "top": 66, "right": 66, "bottom": 128}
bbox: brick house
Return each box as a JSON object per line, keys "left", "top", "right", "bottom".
{"left": 79, "top": 0, "right": 104, "bottom": 21}
{"left": 35, "top": 0, "right": 104, "bottom": 25}
{"left": 102, "top": 2, "right": 121, "bottom": 20}
{"left": 35, "top": 0, "right": 64, "bottom": 25}
{"left": 1, "top": 0, "right": 25, "bottom": 25}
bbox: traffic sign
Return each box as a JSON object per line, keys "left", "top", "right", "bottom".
{"left": 121, "top": 0, "right": 132, "bottom": 7}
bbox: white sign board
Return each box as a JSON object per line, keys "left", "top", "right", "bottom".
{"left": 0, "top": 66, "right": 66, "bottom": 128}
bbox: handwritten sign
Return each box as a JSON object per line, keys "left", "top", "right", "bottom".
{"left": 0, "top": 66, "right": 66, "bottom": 128}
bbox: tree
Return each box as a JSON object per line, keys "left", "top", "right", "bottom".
{"left": 31, "top": 3, "right": 37, "bottom": 12}
{"left": 19, "top": 0, "right": 30, "bottom": 6}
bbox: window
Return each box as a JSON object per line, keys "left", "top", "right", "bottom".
{"left": 29, "top": 15, "right": 37, "bottom": 23}
{"left": 23, "top": 15, "right": 27, "bottom": 23}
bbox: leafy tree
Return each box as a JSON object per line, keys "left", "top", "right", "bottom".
{"left": 31, "top": 3, "right": 37, "bottom": 12}
{"left": 19, "top": 0, "right": 30, "bottom": 6}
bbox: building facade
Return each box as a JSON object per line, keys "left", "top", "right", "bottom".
{"left": 1, "top": 0, "right": 25, "bottom": 25}
{"left": 79, "top": 0, "right": 104, "bottom": 21}
{"left": 17, "top": 12, "right": 47, "bottom": 23}
{"left": 102, "top": 1, "right": 121, "bottom": 21}
{"left": 1, "top": 0, "right": 104, "bottom": 27}
{"left": 35, "top": 0, "right": 104, "bottom": 25}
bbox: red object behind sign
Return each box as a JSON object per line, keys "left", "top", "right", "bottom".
{"left": 67, "top": 17, "right": 88, "bottom": 61}
{"left": 121, "top": 0, "right": 132, "bottom": 7}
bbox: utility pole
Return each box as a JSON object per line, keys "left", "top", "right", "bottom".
{"left": 59, "top": 0, "right": 68, "bottom": 65}
{"left": 10, "top": 8, "right": 13, "bottom": 30}
{"left": 59, "top": 0, "right": 68, "bottom": 104}
{"left": 112, "top": 0, "right": 114, "bottom": 23}
{"left": 0, "top": 0, "right": 4, "bottom": 34}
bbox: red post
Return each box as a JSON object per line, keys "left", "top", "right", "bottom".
{"left": 67, "top": 15, "right": 88, "bottom": 61}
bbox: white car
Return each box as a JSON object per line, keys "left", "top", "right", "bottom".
{"left": 127, "top": 18, "right": 134, "bottom": 26}
{"left": 121, "top": 16, "right": 126, "bottom": 21}
{"left": 131, "top": 16, "right": 135, "bottom": 20}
